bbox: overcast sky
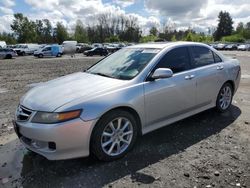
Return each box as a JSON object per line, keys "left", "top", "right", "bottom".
{"left": 0, "top": 0, "right": 250, "bottom": 35}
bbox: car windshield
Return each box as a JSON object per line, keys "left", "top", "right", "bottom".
{"left": 16, "top": 45, "right": 27, "bottom": 48}
{"left": 87, "top": 48, "right": 160, "bottom": 80}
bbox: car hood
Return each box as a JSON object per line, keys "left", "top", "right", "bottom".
{"left": 20, "top": 72, "right": 128, "bottom": 112}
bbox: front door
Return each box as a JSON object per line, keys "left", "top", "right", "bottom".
{"left": 144, "top": 47, "right": 196, "bottom": 127}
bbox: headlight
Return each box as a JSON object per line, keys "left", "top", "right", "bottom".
{"left": 31, "top": 110, "right": 82, "bottom": 124}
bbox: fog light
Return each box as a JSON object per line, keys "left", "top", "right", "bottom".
{"left": 48, "top": 142, "right": 56, "bottom": 150}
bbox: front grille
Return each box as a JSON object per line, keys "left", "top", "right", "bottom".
{"left": 16, "top": 105, "right": 33, "bottom": 122}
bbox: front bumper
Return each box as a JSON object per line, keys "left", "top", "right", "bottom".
{"left": 13, "top": 118, "right": 97, "bottom": 160}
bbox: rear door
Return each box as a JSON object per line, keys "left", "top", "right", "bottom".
{"left": 189, "top": 46, "right": 225, "bottom": 107}
{"left": 144, "top": 47, "right": 197, "bottom": 127}
{"left": 95, "top": 48, "right": 101, "bottom": 55}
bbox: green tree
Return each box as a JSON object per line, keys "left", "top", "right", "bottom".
{"left": 0, "top": 32, "right": 16, "bottom": 44}
{"left": 140, "top": 35, "right": 157, "bottom": 43}
{"left": 171, "top": 35, "right": 176, "bottom": 41}
{"left": 11, "top": 13, "right": 37, "bottom": 43}
{"left": 246, "top": 22, "right": 250, "bottom": 30}
{"left": 186, "top": 31, "right": 193, "bottom": 41}
{"left": 242, "top": 22, "right": 250, "bottom": 39}
{"left": 42, "top": 19, "right": 53, "bottom": 43}
{"left": 35, "top": 20, "right": 43, "bottom": 43}
{"left": 222, "top": 34, "right": 245, "bottom": 43}
{"left": 214, "top": 11, "right": 233, "bottom": 41}
{"left": 74, "top": 20, "right": 88, "bottom": 43}
{"left": 53, "top": 22, "right": 68, "bottom": 44}
{"left": 236, "top": 22, "right": 244, "bottom": 34}
{"left": 105, "top": 35, "right": 120, "bottom": 42}
{"left": 149, "top": 26, "right": 158, "bottom": 36}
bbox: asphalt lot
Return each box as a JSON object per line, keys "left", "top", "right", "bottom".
{"left": 0, "top": 52, "right": 249, "bottom": 188}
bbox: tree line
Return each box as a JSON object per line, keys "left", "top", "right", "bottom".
{"left": 1, "top": 13, "right": 141, "bottom": 44}
{"left": 1, "top": 11, "right": 250, "bottom": 45}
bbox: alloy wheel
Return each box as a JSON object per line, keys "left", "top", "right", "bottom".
{"left": 219, "top": 85, "right": 232, "bottom": 110}
{"left": 101, "top": 117, "right": 133, "bottom": 156}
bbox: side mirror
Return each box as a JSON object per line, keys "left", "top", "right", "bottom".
{"left": 151, "top": 68, "right": 173, "bottom": 80}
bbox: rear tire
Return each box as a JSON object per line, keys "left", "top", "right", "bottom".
{"left": 216, "top": 83, "right": 233, "bottom": 113}
{"left": 91, "top": 110, "right": 138, "bottom": 161}
{"left": 5, "top": 54, "right": 12, "bottom": 59}
{"left": 38, "top": 54, "right": 43, "bottom": 58}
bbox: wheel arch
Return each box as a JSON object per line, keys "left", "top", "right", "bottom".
{"left": 5, "top": 54, "right": 12, "bottom": 59}
{"left": 92, "top": 106, "right": 143, "bottom": 136}
{"left": 224, "top": 80, "right": 235, "bottom": 94}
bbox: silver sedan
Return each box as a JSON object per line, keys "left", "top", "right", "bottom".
{"left": 14, "top": 42, "right": 241, "bottom": 161}
{"left": 0, "top": 48, "right": 18, "bottom": 59}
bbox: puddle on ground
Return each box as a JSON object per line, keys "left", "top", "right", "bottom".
{"left": 0, "top": 88, "right": 9, "bottom": 94}
{"left": 241, "top": 74, "right": 250, "bottom": 79}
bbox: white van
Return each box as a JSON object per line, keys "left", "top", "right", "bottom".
{"left": 34, "top": 45, "right": 63, "bottom": 58}
{"left": 62, "top": 41, "right": 77, "bottom": 54}
{"left": 14, "top": 44, "right": 41, "bottom": 55}
{"left": 0, "top": 41, "right": 7, "bottom": 48}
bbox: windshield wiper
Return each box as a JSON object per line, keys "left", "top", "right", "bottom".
{"left": 92, "top": 72, "right": 114, "bottom": 78}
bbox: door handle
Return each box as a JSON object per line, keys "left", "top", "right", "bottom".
{"left": 189, "top": 75, "right": 195, "bottom": 79}
{"left": 217, "top": 65, "right": 224, "bottom": 70}
{"left": 185, "top": 75, "right": 195, "bottom": 80}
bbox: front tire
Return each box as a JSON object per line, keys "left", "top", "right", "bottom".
{"left": 91, "top": 110, "right": 138, "bottom": 161}
{"left": 216, "top": 83, "right": 233, "bottom": 113}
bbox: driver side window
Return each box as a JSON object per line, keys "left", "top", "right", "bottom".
{"left": 43, "top": 47, "right": 51, "bottom": 52}
{"left": 155, "top": 47, "right": 191, "bottom": 74}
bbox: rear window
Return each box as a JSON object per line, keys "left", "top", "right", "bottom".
{"left": 191, "top": 46, "right": 214, "bottom": 67}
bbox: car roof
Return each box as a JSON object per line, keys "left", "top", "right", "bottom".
{"left": 128, "top": 41, "right": 209, "bottom": 49}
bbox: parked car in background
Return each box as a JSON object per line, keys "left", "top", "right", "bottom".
{"left": 14, "top": 44, "right": 40, "bottom": 55}
{"left": 34, "top": 45, "right": 63, "bottom": 58}
{"left": 225, "top": 44, "right": 238, "bottom": 51}
{"left": 76, "top": 43, "right": 92, "bottom": 53}
{"left": 237, "top": 44, "right": 250, "bottom": 51}
{"left": 0, "top": 48, "right": 18, "bottom": 59}
{"left": 92, "top": 43, "right": 103, "bottom": 48}
{"left": 6, "top": 45, "right": 17, "bottom": 49}
{"left": 0, "top": 41, "right": 7, "bottom": 48}
{"left": 14, "top": 42, "right": 241, "bottom": 161}
{"left": 105, "top": 44, "right": 117, "bottom": 53}
{"left": 84, "top": 47, "right": 108, "bottom": 56}
{"left": 215, "top": 43, "right": 226, "bottom": 50}
{"left": 103, "top": 43, "right": 126, "bottom": 53}
{"left": 210, "top": 43, "right": 218, "bottom": 49}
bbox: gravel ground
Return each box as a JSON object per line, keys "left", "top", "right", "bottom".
{"left": 0, "top": 52, "right": 249, "bottom": 188}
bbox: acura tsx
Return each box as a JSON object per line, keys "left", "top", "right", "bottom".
{"left": 14, "top": 42, "right": 241, "bottom": 161}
